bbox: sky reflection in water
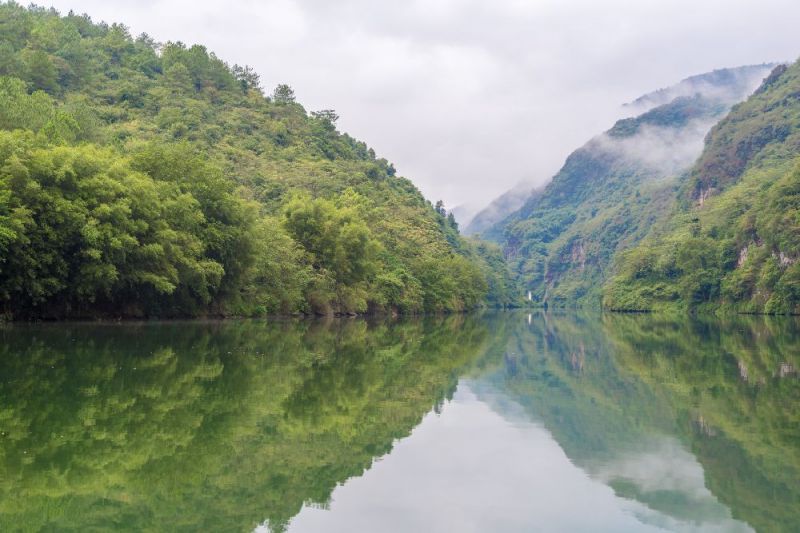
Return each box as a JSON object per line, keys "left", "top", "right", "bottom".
{"left": 286, "top": 383, "right": 751, "bottom": 533}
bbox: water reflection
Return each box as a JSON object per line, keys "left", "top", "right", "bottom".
{"left": 602, "top": 313, "right": 800, "bottom": 532}
{"left": 486, "top": 312, "right": 799, "bottom": 532}
{"left": 0, "top": 316, "right": 498, "bottom": 532}
{"left": 288, "top": 312, "right": 799, "bottom": 532}
{"left": 287, "top": 385, "right": 672, "bottom": 533}
{"left": 0, "top": 312, "right": 797, "bottom": 532}
{"left": 470, "top": 312, "right": 765, "bottom": 532}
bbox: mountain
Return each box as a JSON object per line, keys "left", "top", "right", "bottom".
{"left": 485, "top": 64, "right": 774, "bottom": 306}
{"left": 469, "top": 66, "right": 773, "bottom": 242}
{"left": 463, "top": 181, "right": 539, "bottom": 237}
{"left": 0, "top": 4, "right": 512, "bottom": 319}
{"left": 604, "top": 60, "right": 800, "bottom": 314}
{"left": 624, "top": 64, "right": 776, "bottom": 114}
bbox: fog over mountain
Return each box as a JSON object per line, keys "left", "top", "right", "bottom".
{"left": 36, "top": 0, "right": 800, "bottom": 211}
{"left": 462, "top": 183, "right": 539, "bottom": 236}
{"left": 465, "top": 64, "right": 773, "bottom": 236}
{"left": 624, "top": 64, "right": 776, "bottom": 114}
{"left": 483, "top": 63, "right": 776, "bottom": 306}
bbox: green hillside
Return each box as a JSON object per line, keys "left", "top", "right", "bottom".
{"left": 604, "top": 61, "right": 800, "bottom": 314}
{"left": 486, "top": 65, "right": 771, "bottom": 307}
{"left": 0, "top": 3, "right": 512, "bottom": 319}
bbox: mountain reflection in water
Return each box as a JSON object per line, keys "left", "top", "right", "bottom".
{"left": 1, "top": 312, "right": 797, "bottom": 532}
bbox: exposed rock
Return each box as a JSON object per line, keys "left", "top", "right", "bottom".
{"left": 693, "top": 414, "right": 717, "bottom": 437}
{"left": 737, "top": 245, "right": 749, "bottom": 267}
{"left": 778, "top": 362, "right": 796, "bottom": 378}
{"left": 778, "top": 251, "right": 797, "bottom": 267}
{"left": 571, "top": 241, "right": 587, "bottom": 270}
{"left": 738, "top": 359, "right": 749, "bottom": 382}
{"left": 698, "top": 186, "right": 715, "bottom": 206}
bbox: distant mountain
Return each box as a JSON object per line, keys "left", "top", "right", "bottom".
{"left": 464, "top": 182, "right": 540, "bottom": 236}
{"left": 469, "top": 66, "right": 774, "bottom": 242}
{"left": 487, "top": 64, "right": 774, "bottom": 306}
{"left": 605, "top": 60, "right": 800, "bottom": 314}
{"left": 450, "top": 203, "right": 480, "bottom": 228}
{"left": 624, "top": 64, "right": 777, "bottom": 114}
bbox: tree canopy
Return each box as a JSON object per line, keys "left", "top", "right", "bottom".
{"left": 0, "top": 2, "right": 514, "bottom": 318}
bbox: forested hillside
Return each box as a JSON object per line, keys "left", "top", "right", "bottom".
{"left": 605, "top": 61, "right": 800, "bottom": 314}
{"left": 0, "top": 3, "right": 512, "bottom": 319}
{"left": 485, "top": 65, "right": 772, "bottom": 307}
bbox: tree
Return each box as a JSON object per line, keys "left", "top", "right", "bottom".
{"left": 22, "top": 49, "right": 57, "bottom": 93}
{"left": 0, "top": 4, "right": 505, "bottom": 317}
{"left": 447, "top": 211, "right": 458, "bottom": 231}
{"left": 283, "top": 192, "right": 380, "bottom": 286}
{"left": 232, "top": 63, "right": 261, "bottom": 94}
{"left": 272, "top": 83, "right": 295, "bottom": 104}
{"left": 311, "top": 109, "right": 338, "bottom": 124}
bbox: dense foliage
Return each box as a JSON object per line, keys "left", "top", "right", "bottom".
{"left": 604, "top": 61, "right": 800, "bottom": 314}
{"left": 0, "top": 3, "right": 512, "bottom": 318}
{"left": 485, "top": 66, "right": 771, "bottom": 307}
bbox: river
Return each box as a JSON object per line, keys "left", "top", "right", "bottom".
{"left": 1, "top": 311, "right": 797, "bottom": 532}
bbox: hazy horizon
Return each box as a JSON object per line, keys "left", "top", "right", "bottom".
{"left": 37, "top": 0, "right": 800, "bottom": 212}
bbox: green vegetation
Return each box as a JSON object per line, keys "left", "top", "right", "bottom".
{"left": 0, "top": 3, "right": 511, "bottom": 318}
{"left": 604, "top": 61, "right": 800, "bottom": 314}
{"left": 1, "top": 310, "right": 797, "bottom": 531}
{"left": 480, "top": 63, "right": 795, "bottom": 313}
{"left": 486, "top": 67, "right": 771, "bottom": 306}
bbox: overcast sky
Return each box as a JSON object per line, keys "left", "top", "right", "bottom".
{"left": 41, "top": 0, "right": 800, "bottom": 213}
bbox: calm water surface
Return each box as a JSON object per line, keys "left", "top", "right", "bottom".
{"left": 1, "top": 312, "right": 798, "bottom": 532}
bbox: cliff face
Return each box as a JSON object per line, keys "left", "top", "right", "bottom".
{"left": 685, "top": 64, "right": 800, "bottom": 202}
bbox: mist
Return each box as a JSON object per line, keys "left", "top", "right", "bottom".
{"left": 594, "top": 119, "right": 718, "bottom": 177}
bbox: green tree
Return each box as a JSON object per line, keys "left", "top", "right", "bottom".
{"left": 272, "top": 83, "right": 295, "bottom": 104}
